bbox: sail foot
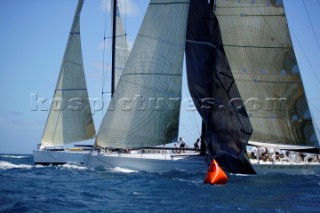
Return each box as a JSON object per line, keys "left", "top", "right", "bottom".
{"left": 206, "top": 131, "right": 256, "bottom": 174}
{"left": 214, "top": 151, "right": 256, "bottom": 174}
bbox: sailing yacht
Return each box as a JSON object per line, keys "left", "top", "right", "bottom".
{"left": 84, "top": 0, "right": 320, "bottom": 175}
{"left": 33, "top": 0, "right": 129, "bottom": 165}
{"left": 213, "top": 0, "right": 320, "bottom": 174}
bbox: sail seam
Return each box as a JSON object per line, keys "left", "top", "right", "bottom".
{"left": 219, "top": 72, "right": 233, "bottom": 79}
{"left": 150, "top": 2, "right": 189, "bottom": 6}
{"left": 218, "top": 72, "right": 234, "bottom": 94}
{"left": 240, "top": 128, "right": 251, "bottom": 135}
{"left": 186, "top": 40, "right": 216, "bottom": 48}
{"left": 235, "top": 79, "right": 300, "bottom": 84}
{"left": 139, "top": 34, "right": 185, "bottom": 49}
{"left": 65, "top": 61, "right": 82, "bottom": 66}
{"left": 121, "top": 73, "right": 182, "bottom": 77}
{"left": 216, "top": 14, "right": 284, "bottom": 17}
{"left": 115, "top": 47, "right": 130, "bottom": 50}
{"left": 115, "top": 66, "right": 125, "bottom": 70}
{"left": 227, "top": 79, "right": 234, "bottom": 94}
{"left": 116, "top": 33, "right": 126, "bottom": 37}
{"left": 216, "top": 6, "right": 283, "bottom": 9}
{"left": 223, "top": 44, "right": 291, "bottom": 49}
{"left": 240, "top": 14, "right": 284, "bottom": 17}
{"left": 55, "top": 88, "right": 87, "bottom": 91}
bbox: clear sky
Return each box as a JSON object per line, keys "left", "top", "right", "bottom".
{"left": 0, "top": 0, "right": 319, "bottom": 154}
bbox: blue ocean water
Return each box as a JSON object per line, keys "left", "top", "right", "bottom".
{"left": 0, "top": 154, "right": 319, "bottom": 213}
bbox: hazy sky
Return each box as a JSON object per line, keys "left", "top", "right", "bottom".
{"left": 0, "top": 0, "right": 319, "bottom": 154}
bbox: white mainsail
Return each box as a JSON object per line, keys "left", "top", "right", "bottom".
{"left": 215, "top": 0, "right": 318, "bottom": 147}
{"left": 96, "top": 0, "right": 191, "bottom": 148}
{"left": 41, "top": 0, "right": 95, "bottom": 147}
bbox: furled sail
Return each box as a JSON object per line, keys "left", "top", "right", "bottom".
{"left": 96, "top": 0, "right": 190, "bottom": 148}
{"left": 112, "top": 1, "right": 130, "bottom": 87}
{"left": 41, "top": 0, "right": 95, "bottom": 147}
{"left": 185, "top": 0, "right": 255, "bottom": 174}
{"left": 215, "top": 0, "right": 318, "bottom": 147}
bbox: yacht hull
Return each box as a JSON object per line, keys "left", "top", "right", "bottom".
{"left": 252, "top": 162, "right": 320, "bottom": 175}
{"left": 84, "top": 152, "right": 209, "bottom": 172}
{"left": 33, "top": 150, "right": 89, "bottom": 165}
{"left": 84, "top": 152, "right": 320, "bottom": 175}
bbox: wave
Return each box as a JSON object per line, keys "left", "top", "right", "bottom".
{"left": 112, "top": 167, "right": 138, "bottom": 173}
{"left": 0, "top": 155, "right": 29, "bottom": 159}
{"left": 34, "top": 165, "right": 46, "bottom": 168}
{"left": 133, "top": 192, "right": 142, "bottom": 195}
{"left": 0, "top": 161, "right": 33, "bottom": 170}
{"left": 230, "top": 173, "right": 252, "bottom": 177}
{"left": 57, "top": 163, "right": 87, "bottom": 170}
{"left": 172, "top": 177, "right": 203, "bottom": 185}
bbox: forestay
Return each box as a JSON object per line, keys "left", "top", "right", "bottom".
{"left": 96, "top": 0, "right": 190, "bottom": 148}
{"left": 41, "top": 0, "right": 95, "bottom": 147}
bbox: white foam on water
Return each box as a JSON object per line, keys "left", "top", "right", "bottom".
{"left": 0, "top": 161, "right": 33, "bottom": 170}
{"left": 112, "top": 167, "right": 138, "bottom": 173}
{"left": 133, "top": 192, "right": 142, "bottom": 195}
{"left": 57, "top": 163, "right": 87, "bottom": 170}
{"left": 34, "top": 165, "right": 46, "bottom": 168}
{"left": 230, "top": 173, "right": 251, "bottom": 177}
{"left": 1, "top": 155, "right": 29, "bottom": 159}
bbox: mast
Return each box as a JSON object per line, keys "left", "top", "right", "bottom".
{"left": 111, "top": 0, "right": 117, "bottom": 96}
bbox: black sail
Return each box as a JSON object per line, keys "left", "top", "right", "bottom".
{"left": 185, "top": 0, "right": 255, "bottom": 174}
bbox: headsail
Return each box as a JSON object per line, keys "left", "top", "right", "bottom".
{"left": 96, "top": 0, "right": 190, "bottom": 148}
{"left": 41, "top": 0, "right": 95, "bottom": 147}
{"left": 215, "top": 0, "right": 319, "bottom": 147}
{"left": 185, "top": 0, "right": 255, "bottom": 174}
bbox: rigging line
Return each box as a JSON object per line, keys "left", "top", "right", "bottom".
{"left": 135, "top": 0, "right": 144, "bottom": 15}
{"left": 309, "top": 101, "right": 320, "bottom": 139}
{"left": 310, "top": 102, "right": 320, "bottom": 135}
{"left": 309, "top": 102, "right": 320, "bottom": 136}
{"left": 288, "top": 23, "right": 320, "bottom": 85}
{"left": 310, "top": 101, "right": 320, "bottom": 115}
{"left": 316, "top": 123, "right": 320, "bottom": 136}
{"left": 314, "top": 122, "right": 320, "bottom": 137}
{"left": 303, "top": 0, "right": 320, "bottom": 49}
{"left": 101, "top": 0, "right": 109, "bottom": 117}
